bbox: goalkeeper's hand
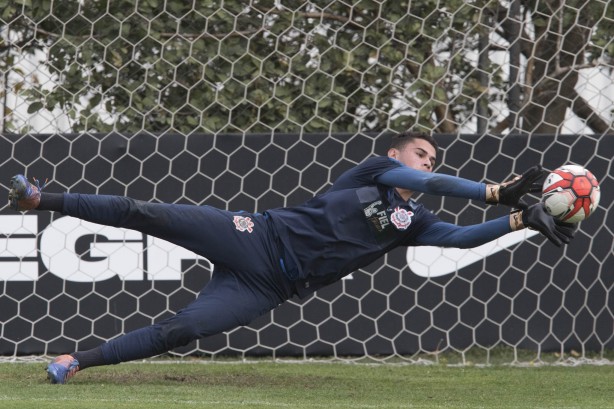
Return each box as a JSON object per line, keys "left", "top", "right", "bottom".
{"left": 516, "top": 203, "right": 577, "bottom": 247}
{"left": 486, "top": 165, "right": 548, "bottom": 208}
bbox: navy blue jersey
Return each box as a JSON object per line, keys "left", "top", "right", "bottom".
{"left": 267, "top": 156, "right": 441, "bottom": 293}
{"left": 267, "top": 156, "right": 512, "bottom": 296}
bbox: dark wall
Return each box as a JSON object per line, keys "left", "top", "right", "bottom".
{"left": 0, "top": 133, "right": 611, "bottom": 356}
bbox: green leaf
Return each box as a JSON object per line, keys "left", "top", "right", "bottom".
{"left": 27, "top": 101, "right": 44, "bottom": 113}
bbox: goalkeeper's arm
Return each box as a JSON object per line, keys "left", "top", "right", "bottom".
{"left": 376, "top": 162, "right": 545, "bottom": 208}
{"left": 415, "top": 205, "right": 575, "bottom": 248}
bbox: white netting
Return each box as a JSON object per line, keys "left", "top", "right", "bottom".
{"left": 2, "top": 0, "right": 613, "bottom": 135}
{"left": 1, "top": 1, "right": 613, "bottom": 364}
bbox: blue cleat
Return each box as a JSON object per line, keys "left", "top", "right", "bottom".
{"left": 47, "top": 355, "right": 80, "bottom": 384}
{"left": 8, "top": 174, "right": 47, "bottom": 211}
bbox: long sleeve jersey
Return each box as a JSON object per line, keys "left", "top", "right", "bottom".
{"left": 266, "top": 156, "right": 511, "bottom": 296}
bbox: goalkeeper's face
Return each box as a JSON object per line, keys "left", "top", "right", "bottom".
{"left": 388, "top": 139, "right": 437, "bottom": 172}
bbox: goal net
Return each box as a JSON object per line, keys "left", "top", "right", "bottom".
{"left": 1, "top": 1, "right": 613, "bottom": 364}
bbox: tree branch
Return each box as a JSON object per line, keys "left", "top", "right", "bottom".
{"left": 494, "top": 92, "right": 614, "bottom": 135}
{"left": 571, "top": 93, "right": 614, "bottom": 134}
{"left": 491, "top": 115, "right": 511, "bottom": 134}
{"left": 495, "top": 7, "right": 534, "bottom": 59}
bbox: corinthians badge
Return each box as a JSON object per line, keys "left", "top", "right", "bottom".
{"left": 233, "top": 215, "right": 254, "bottom": 233}
{"left": 390, "top": 206, "right": 413, "bottom": 230}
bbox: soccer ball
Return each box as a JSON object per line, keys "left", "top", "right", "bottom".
{"left": 542, "top": 165, "right": 600, "bottom": 223}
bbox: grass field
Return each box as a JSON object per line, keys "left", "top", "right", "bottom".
{"left": 1, "top": 360, "right": 614, "bottom": 409}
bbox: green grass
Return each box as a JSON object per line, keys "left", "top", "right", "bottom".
{"left": 1, "top": 361, "right": 614, "bottom": 408}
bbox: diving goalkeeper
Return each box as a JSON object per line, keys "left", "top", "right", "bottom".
{"left": 7, "top": 131, "right": 575, "bottom": 384}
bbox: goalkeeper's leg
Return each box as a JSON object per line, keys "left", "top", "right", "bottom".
{"left": 34, "top": 191, "right": 278, "bottom": 269}
{"left": 9, "top": 178, "right": 278, "bottom": 269}
{"left": 48, "top": 264, "right": 294, "bottom": 383}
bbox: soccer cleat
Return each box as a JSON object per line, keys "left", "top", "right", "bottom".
{"left": 47, "top": 355, "right": 80, "bottom": 384}
{"left": 8, "top": 174, "right": 47, "bottom": 211}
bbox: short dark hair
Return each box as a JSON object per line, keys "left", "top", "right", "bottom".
{"left": 389, "top": 130, "right": 439, "bottom": 153}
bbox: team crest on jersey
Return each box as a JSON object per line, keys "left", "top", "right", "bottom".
{"left": 233, "top": 215, "right": 254, "bottom": 233}
{"left": 390, "top": 206, "right": 413, "bottom": 230}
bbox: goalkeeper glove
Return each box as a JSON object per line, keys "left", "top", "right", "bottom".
{"left": 486, "top": 165, "right": 548, "bottom": 208}
{"left": 518, "top": 203, "right": 577, "bottom": 247}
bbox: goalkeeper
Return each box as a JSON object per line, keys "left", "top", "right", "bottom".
{"left": 7, "top": 131, "right": 575, "bottom": 384}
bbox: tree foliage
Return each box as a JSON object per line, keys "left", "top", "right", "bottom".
{"left": 1, "top": 0, "right": 612, "bottom": 135}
